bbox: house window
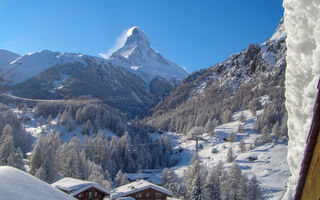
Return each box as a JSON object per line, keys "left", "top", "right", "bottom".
{"left": 95, "top": 191, "right": 97, "bottom": 197}
{"left": 146, "top": 193, "right": 150, "bottom": 197}
{"left": 136, "top": 193, "right": 142, "bottom": 198}
{"left": 78, "top": 193, "right": 83, "bottom": 198}
{"left": 155, "top": 192, "right": 162, "bottom": 198}
{"left": 89, "top": 192, "right": 92, "bottom": 198}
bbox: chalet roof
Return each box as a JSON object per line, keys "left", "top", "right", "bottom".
{"left": 0, "top": 166, "right": 76, "bottom": 200}
{"left": 294, "top": 79, "right": 320, "bottom": 200}
{"left": 51, "top": 177, "right": 110, "bottom": 196}
{"left": 110, "top": 179, "right": 173, "bottom": 200}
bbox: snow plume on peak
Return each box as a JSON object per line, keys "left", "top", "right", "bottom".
{"left": 105, "top": 26, "right": 187, "bottom": 83}
{"left": 282, "top": 0, "right": 320, "bottom": 199}
{"left": 99, "top": 26, "right": 148, "bottom": 59}
{"left": 109, "top": 26, "right": 150, "bottom": 59}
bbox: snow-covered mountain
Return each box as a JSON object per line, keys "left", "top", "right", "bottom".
{"left": 144, "top": 19, "right": 288, "bottom": 199}
{"left": 9, "top": 58, "right": 160, "bottom": 117}
{"left": 2, "top": 27, "right": 187, "bottom": 86}
{"left": 108, "top": 26, "right": 188, "bottom": 83}
{"left": 0, "top": 49, "right": 20, "bottom": 74}
{"left": 5, "top": 50, "right": 104, "bottom": 84}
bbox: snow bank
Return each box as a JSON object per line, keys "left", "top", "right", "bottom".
{"left": 0, "top": 166, "right": 76, "bottom": 200}
{"left": 282, "top": 0, "right": 320, "bottom": 199}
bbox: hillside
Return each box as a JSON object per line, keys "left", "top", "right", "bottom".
{"left": 146, "top": 19, "right": 287, "bottom": 136}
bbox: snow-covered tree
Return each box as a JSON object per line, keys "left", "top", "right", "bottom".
{"left": 7, "top": 148, "right": 24, "bottom": 170}
{"left": 0, "top": 125, "right": 15, "bottom": 165}
{"left": 247, "top": 175, "right": 263, "bottom": 200}
{"left": 239, "top": 112, "right": 246, "bottom": 123}
{"left": 237, "top": 124, "right": 244, "bottom": 133}
{"left": 205, "top": 120, "right": 215, "bottom": 136}
{"left": 162, "top": 167, "right": 169, "bottom": 186}
{"left": 271, "top": 122, "right": 280, "bottom": 138}
{"left": 225, "top": 162, "right": 246, "bottom": 200}
{"left": 115, "top": 170, "right": 124, "bottom": 187}
{"left": 228, "top": 132, "right": 236, "bottom": 143}
{"left": 205, "top": 169, "right": 221, "bottom": 200}
{"left": 239, "top": 140, "right": 246, "bottom": 153}
{"left": 184, "top": 153, "right": 202, "bottom": 198}
{"left": 121, "top": 172, "right": 130, "bottom": 185}
{"left": 66, "top": 113, "right": 74, "bottom": 132}
{"left": 191, "top": 172, "right": 205, "bottom": 200}
{"left": 227, "top": 147, "right": 235, "bottom": 163}
{"left": 166, "top": 169, "right": 181, "bottom": 198}
{"left": 222, "top": 110, "right": 233, "bottom": 124}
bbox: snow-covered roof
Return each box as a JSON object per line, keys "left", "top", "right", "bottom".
{"left": 51, "top": 177, "right": 110, "bottom": 196}
{"left": 0, "top": 166, "right": 76, "bottom": 200}
{"left": 110, "top": 179, "right": 173, "bottom": 200}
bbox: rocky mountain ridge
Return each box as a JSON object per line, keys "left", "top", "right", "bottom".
{"left": 147, "top": 19, "right": 287, "bottom": 135}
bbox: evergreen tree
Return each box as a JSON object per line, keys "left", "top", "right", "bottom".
{"left": 39, "top": 116, "right": 44, "bottom": 127}
{"left": 121, "top": 172, "right": 130, "bottom": 185}
{"left": 0, "top": 125, "right": 15, "bottom": 165}
{"left": 205, "top": 120, "right": 215, "bottom": 136}
{"left": 247, "top": 175, "right": 263, "bottom": 200}
{"left": 66, "top": 113, "right": 74, "bottom": 132}
{"left": 47, "top": 114, "right": 53, "bottom": 126}
{"left": 239, "top": 112, "right": 246, "bottom": 123}
{"left": 167, "top": 169, "right": 181, "bottom": 197}
{"left": 191, "top": 172, "right": 205, "bottom": 200}
{"left": 7, "top": 148, "right": 24, "bottom": 170}
{"left": 271, "top": 122, "right": 280, "bottom": 139}
{"left": 239, "top": 140, "right": 246, "bottom": 153}
{"left": 228, "top": 132, "right": 236, "bottom": 143}
{"left": 115, "top": 170, "right": 124, "bottom": 187}
{"left": 35, "top": 166, "right": 46, "bottom": 181}
{"left": 185, "top": 153, "right": 202, "bottom": 197}
{"left": 237, "top": 124, "right": 244, "bottom": 133}
{"left": 205, "top": 169, "right": 222, "bottom": 200}
{"left": 227, "top": 147, "right": 235, "bottom": 163}
{"left": 222, "top": 110, "right": 233, "bottom": 124}
{"left": 162, "top": 167, "right": 169, "bottom": 187}
{"left": 227, "top": 162, "right": 246, "bottom": 200}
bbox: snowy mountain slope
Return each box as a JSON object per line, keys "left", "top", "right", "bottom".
{"left": 9, "top": 59, "right": 162, "bottom": 117}
{"left": 6, "top": 50, "right": 103, "bottom": 84}
{"left": 0, "top": 49, "right": 20, "bottom": 73}
{"left": 108, "top": 26, "right": 188, "bottom": 83}
{"left": 148, "top": 19, "right": 286, "bottom": 131}
{"left": 149, "top": 109, "right": 289, "bottom": 200}
{"left": 0, "top": 166, "right": 76, "bottom": 200}
{"left": 141, "top": 19, "right": 289, "bottom": 199}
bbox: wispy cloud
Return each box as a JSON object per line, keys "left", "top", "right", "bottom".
{"left": 99, "top": 28, "right": 132, "bottom": 59}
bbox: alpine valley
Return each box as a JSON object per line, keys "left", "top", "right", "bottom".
{"left": 0, "top": 20, "right": 290, "bottom": 200}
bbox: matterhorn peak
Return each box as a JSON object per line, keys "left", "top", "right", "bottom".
{"left": 111, "top": 26, "right": 151, "bottom": 59}
{"left": 124, "top": 26, "right": 150, "bottom": 47}
{"left": 108, "top": 26, "right": 187, "bottom": 83}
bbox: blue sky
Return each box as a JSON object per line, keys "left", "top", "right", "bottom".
{"left": 0, "top": 0, "right": 284, "bottom": 72}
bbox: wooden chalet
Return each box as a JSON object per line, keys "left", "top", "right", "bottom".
{"left": 294, "top": 79, "right": 320, "bottom": 200}
{"left": 111, "top": 179, "right": 173, "bottom": 200}
{"left": 51, "top": 177, "right": 110, "bottom": 200}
